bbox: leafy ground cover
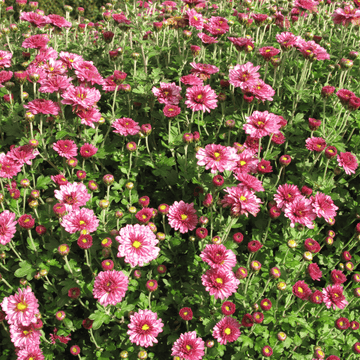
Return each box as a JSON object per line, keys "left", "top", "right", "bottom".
{"left": 0, "top": 0, "right": 360, "bottom": 359}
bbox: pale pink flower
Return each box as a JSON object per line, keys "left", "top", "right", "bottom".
{"left": 61, "top": 85, "right": 101, "bottom": 110}
{"left": 116, "top": 224, "right": 160, "bottom": 267}
{"left": 235, "top": 173, "right": 265, "bottom": 192}
{"left": 7, "top": 144, "right": 39, "bottom": 166}
{"left": 77, "top": 107, "right": 102, "bottom": 128}
{"left": 53, "top": 140, "right": 78, "bottom": 159}
{"left": 10, "top": 323, "right": 41, "bottom": 348}
{"left": 187, "top": 9, "right": 204, "bottom": 29}
{"left": 152, "top": 82, "right": 182, "bottom": 105}
{"left": 332, "top": 6, "right": 360, "bottom": 26}
{"left": 0, "top": 210, "right": 17, "bottom": 245}
{"left": 229, "top": 62, "right": 260, "bottom": 88}
{"left": 59, "top": 51, "right": 84, "bottom": 69}
{"left": 274, "top": 184, "right": 301, "bottom": 211}
{"left": 54, "top": 182, "right": 91, "bottom": 212}
{"left": 0, "top": 51, "right": 12, "bottom": 68}
{"left": 190, "top": 62, "right": 219, "bottom": 78}
{"left": 284, "top": 196, "right": 317, "bottom": 229}
{"left": 185, "top": 85, "right": 218, "bottom": 113}
{"left": 1, "top": 286, "right": 39, "bottom": 326}
{"left": 112, "top": 117, "right": 140, "bottom": 136}
{"left": 20, "top": 11, "right": 49, "bottom": 27}
{"left": 0, "top": 153, "right": 22, "bottom": 179}
{"left": 200, "top": 244, "right": 237, "bottom": 270}
{"left": 201, "top": 268, "right": 240, "bottom": 300}
{"left": 322, "top": 284, "right": 348, "bottom": 310}
{"left": 213, "top": 316, "right": 241, "bottom": 345}
{"left": 244, "top": 111, "right": 281, "bottom": 138}
{"left": 127, "top": 309, "right": 164, "bottom": 347}
{"left": 24, "top": 99, "right": 60, "bottom": 115}
{"left": 93, "top": 270, "right": 129, "bottom": 306}
{"left": 312, "top": 192, "right": 338, "bottom": 221}
{"left": 171, "top": 331, "right": 205, "bottom": 360}
{"left": 196, "top": 144, "right": 240, "bottom": 174}
{"left": 61, "top": 208, "right": 99, "bottom": 234}
{"left": 167, "top": 201, "right": 198, "bottom": 233}
{"left": 38, "top": 75, "right": 72, "bottom": 94}
{"left": 17, "top": 346, "right": 45, "bottom": 360}
{"left": 180, "top": 74, "right": 204, "bottom": 86}
{"left": 221, "top": 186, "right": 262, "bottom": 217}
{"left": 337, "top": 152, "right": 358, "bottom": 175}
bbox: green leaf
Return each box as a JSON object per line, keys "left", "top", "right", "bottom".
{"left": 89, "top": 311, "right": 111, "bottom": 330}
{"left": 14, "top": 261, "right": 33, "bottom": 278}
{"left": 240, "top": 335, "right": 253, "bottom": 348}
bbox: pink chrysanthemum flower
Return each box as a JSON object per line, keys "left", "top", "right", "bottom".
{"left": 22, "top": 34, "right": 49, "bottom": 49}
{"left": 77, "top": 107, "right": 102, "bottom": 128}
{"left": 241, "top": 79, "right": 275, "bottom": 102}
{"left": 10, "top": 323, "right": 41, "bottom": 348}
{"left": 298, "top": 40, "right": 330, "bottom": 61}
{"left": 235, "top": 173, "right": 265, "bottom": 192}
{"left": 152, "top": 82, "right": 182, "bottom": 105}
{"left": 1, "top": 286, "right": 39, "bottom": 326}
{"left": 228, "top": 37, "right": 254, "bottom": 53}
{"left": 305, "top": 137, "right": 327, "bottom": 152}
{"left": 337, "top": 152, "right": 358, "bottom": 175}
{"left": 54, "top": 182, "right": 91, "bottom": 212}
{"left": 196, "top": 144, "right": 240, "bottom": 174}
{"left": 0, "top": 51, "right": 12, "bottom": 69}
{"left": 233, "top": 149, "right": 259, "bottom": 175}
{"left": 274, "top": 184, "right": 301, "bottom": 211}
{"left": 294, "top": 0, "right": 318, "bottom": 12}
{"left": 308, "top": 263, "right": 322, "bottom": 281}
{"left": 312, "top": 192, "right": 338, "bottom": 221}
{"left": 38, "top": 75, "right": 72, "bottom": 94}
{"left": 190, "top": 62, "right": 219, "bottom": 79}
{"left": 93, "top": 270, "right": 129, "bottom": 306}
{"left": 212, "top": 316, "right": 241, "bottom": 345}
{"left": 202, "top": 268, "right": 240, "bottom": 299}
{"left": 332, "top": 6, "right": 360, "bottom": 26}
{"left": 74, "top": 62, "right": 105, "bottom": 87}
{"left": 47, "top": 14, "right": 72, "bottom": 28}
{"left": 275, "top": 32, "right": 301, "bottom": 50}
{"left": 204, "top": 16, "right": 229, "bottom": 36}
{"left": 244, "top": 111, "right": 281, "bottom": 138}
{"left": 322, "top": 284, "right": 348, "bottom": 310}
{"left": 185, "top": 85, "right": 218, "bottom": 113}
{"left": 167, "top": 201, "right": 198, "bottom": 233}
{"left": 229, "top": 62, "right": 260, "bottom": 88}
{"left": 200, "top": 244, "right": 237, "bottom": 270}
{"left": 61, "top": 85, "right": 101, "bottom": 110}
{"left": 197, "top": 32, "right": 218, "bottom": 44}
{"left": 61, "top": 208, "right": 99, "bottom": 234}
{"left": 0, "top": 70, "right": 13, "bottom": 87}
{"left": 116, "top": 224, "right": 160, "bottom": 267}
{"left": 24, "top": 99, "right": 60, "bottom": 115}
{"left": 59, "top": 51, "right": 84, "bottom": 69}
{"left": 171, "top": 331, "right": 205, "bottom": 360}
{"left": 187, "top": 9, "right": 204, "bottom": 29}
{"left": 292, "top": 280, "right": 312, "bottom": 300}
{"left": 53, "top": 140, "right": 78, "bottom": 159}
{"left": 112, "top": 117, "right": 140, "bottom": 136}
{"left": 180, "top": 74, "right": 204, "bottom": 86}
{"left": 259, "top": 46, "right": 281, "bottom": 60}
{"left": 7, "top": 144, "right": 39, "bottom": 166}
{"left": 80, "top": 143, "right": 98, "bottom": 158}
{"left": 0, "top": 154, "right": 22, "bottom": 179}
{"left": 17, "top": 346, "right": 45, "bottom": 360}
{"left": 331, "top": 269, "right": 347, "bottom": 285}
{"left": 127, "top": 309, "right": 164, "bottom": 347}
{"left": 221, "top": 186, "right": 262, "bottom": 217}
{"left": 20, "top": 11, "right": 49, "bottom": 27}
{"left": 163, "top": 104, "right": 181, "bottom": 118}
{"left": 0, "top": 210, "right": 17, "bottom": 245}
{"left": 284, "top": 196, "right": 317, "bottom": 229}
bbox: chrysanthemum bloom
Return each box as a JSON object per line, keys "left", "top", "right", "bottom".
{"left": 181, "top": 74, "right": 204, "bottom": 87}
{"left": 145, "top": 280, "right": 158, "bottom": 292}
{"left": 228, "top": 62, "right": 260, "bottom": 89}
{"left": 163, "top": 104, "right": 181, "bottom": 118}
{"left": 336, "top": 317, "right": 350, "bottom": 330}
{"left": 0, "top": 210, "right": 17, "bottom": 245}
{"left": 241, "top": 79, "right": 275, "bottom": 102}
{"left": 337, "top": 152, "right": 358, "bottom": 175}
{"left": 253, "top": 312, "right": 264, "bottom": 324}
{"left": 342, "top": 251, "right": 352, "bottom": 261}
{"left": 221, "top": 301, "right": 236, "bottom": 315}
{"left": 212, "top": 316, "right": 241, "bottom": 345}
{"left": 111, "top": 117, "right": 140, "bottom": 136}
{"left": 93, "top": 270, "right": 129, "bottom": 306}
{"left": 284, "top": 196, "right": 317, "bottom": 229}
{"left": 0, "top": 51, "right": 12, "bottom": 69}
{"left": 197, "top": 32, "right": 218, "bottom": 45}
{"left": 70, "top": 345, "right": 81, "bottom": 356}
{"left": 179, "top": 307, "right": 193, "bottom": 321}
{"left": 135, "top": 208, "right": 153, "bottom": 224}
{"left": 171, "top": 331, "right": 205, "bottom": 360}
{"left": 167, "top": 201, "right": 198, "bottom": 234}
{"left": 309, "top": 290, "right": 323, "bottom": 305}
{"left": 259, "top": 47, "right": 280, "bottom": 61}
{"left": 200, "top": 244, "right": 237, "bottom": 270}
{"left": 304, "top": 238, "right": 321, "bottom": 253}
{"left": 247, "top": 240, "right": 262, "bottom": 253}
{"left": 61, "top": 85, "right": 101, "bottom": 110}
{"left": 80, "top": 143, "right": 98, "bottom": 158}
{"left": 187, "top": 9, "right": 204, "bottom": 29}
{"left": 77, "top": 234, "right": 93, "bottom": 249}
{"left": 260, "top": 299, "right": 272, "bottom": 311}
{"left": 241, "top": 313, "right": 253, "bottom": 327}
{"left": 201, "top": 268, "right": 240, "bottom": 300}
{"left": 152, "top": 82, "right": 182, "bottom": 105}
{"left": 293, "top": 280, "right": 312, "bottom": 300}
{"left": 322, "top": 284, "right": 348, "bottom": 310}
{"left": 1, "top": 286, "right": 39, "bottom": 326}
{"left": 10, "top": 323, "right": 41, "bottom": 348}
{"left": 16, "top": 346, "right": 45, "bottom": 360}
{"left": 351, "top": 321, "right": 360, "bottom": 330}
{"left": 298, "top": 40, "right": 330, "bottom": 61}
{"left": 127, "top": 309, "right": 164, "bottom": 348}
{"left": 54, "top": 182, "right": 91, "bottom": 212}
{"left": 190, "top": 62, "right": 219, "bottom": 80}
{"left": 116, "top": 224, "right": 160, "bottom": 267}
{"left": 7, "top": 144, "right": 39, "bottom": 166}
{"left": 312, "top": 192, "right": 338, "bottom": 222}
{"left": 61, "top": 208, "right": 99, "bottom": 234}
{"left": 18, "top": 214, "right": 35, "bottom": 229}
{"left": 68, "top": 287, "right": 80, "bottom": 299}
{"left": 307, "top": 263, "right": 322, "bottom": 281}
{"left": 262, "top": 346, "right": 273, "bottom": 357}
{"left": 305, "top": 137, "right": 327, "bottom": 152}
{"left": 196, "top": 144, "right": 239, "bottom": 174}
{"left": 228, "top": 37, "right": 254, "bottom": 53}
{"left": 325, "top": 356, "right": 340, "bottom": 360}
{"left": 53, "top": 140, "right": 78, "bottom": 159}
{"left": 22, "top": 34, "right": 49, "bottom": 49}
{"left": 185, "top": 85, "right": 218, "bottom": 113}
{"left": 257, "top": 160, "right": 273, "bottom": 173}
{"left": 332, "top": 6, "right": 360, "bottom": 26}
{"left": 243, "top": 111, "right": 281, "bottom": 139}
{"left": 308, "top": 118, "right": 321, "bottom": 131}
{"left": 221, "top": 186, "right": 262, "bottom": 218}
{"left": 236, "top": 267, "right": 248, "bottom": 279}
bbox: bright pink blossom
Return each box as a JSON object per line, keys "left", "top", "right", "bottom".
{"left": 185, "top": 85, "right": 218, "bottom": 113}
{"left": 274, "top": 184, "right": 301, "bottom": 211}
{"left": 112, "top": 117, "right": 140, "bottom": 136}
{"left": 152, "top": 82, "right": 182, "bottom": 105}
{"left": 168, "top": 201, "right": 198, "bottom": 233}
{"left": 284, "top": 196, "right": 317, "bottom": 229}
{"left": 229, "top": 62, "right": 260, "bottom": 88}
{"left": 212, "top": 316, "right": 241, "bottom": 345}
{"left": 61, "top": 85, "right": 101, "bottom": 110}
{"left": 322, "top": 284, "right": 348, "bottom": 310}
{"left": 337, "top": 152, "right": 358, "bottom": 175}
{"left": 53, "top": 140, "right": 78, "bottom": 159}
{"left": 0, "top": 210, "right": 17, "bottom": 245}
{"left": 171, "top": 331, "right": 205, "bottom": 360}
{"left": 24, "top": 99, "right": 60, "bottom": 115}
{"left": 312, "top": 192, "right": 338, "bottom": 222}
{"left": 200, "top": 244, "right": 237, "bottom": 270}
{"left": 244, "top": 111, "right": 281, "bottom": 138}
{"left": 61, "top": 208, "right": 99, "bottom": 234}
{"left": 54, "top": 182, "right": 91, "bottom": 212}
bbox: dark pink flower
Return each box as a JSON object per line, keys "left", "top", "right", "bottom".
{"left": 24, "top": 99, "right": 60, "bottom": 115}
{"left": 337, "top": 152, "right": 358, "bottom": 175}
{"left": 53, "top": 140, "right": 78, "bottom": 159}
{"left": 284, "top": 196, "right": 317, "bottom": 229}
{"left": 167, "top": 201, "right": 198, "bottom": 233}
{"left": 200, "top": 244, "right": 236, "bottom": 270}
{"left": 112, "top": 117, "right": 140, "bottom": 136}
{"left": 308, "top": 263, "right": 322, "bottom": 281}
{"left": 152, "top": 82, "right": 182, "bottom": 105}
{"left": 244, "top": 111, "right": 281, "bottom": 138}
{"left": 292, "top": 280, "right": 312, "bottom": 300}
{"left": 163, "top": 104, "right": 181, "bottom": 118}
{"left": 185, "top": 85, "right": 218, "bottom": 113}
{"left": 171, "top": 331, "right": 205, "bottom": 360}
{"left": 305, "top": 137, "right": 327, "bottom": 152}
{"left": 212, "top": 316, "right": 241, "bottom": 345}
{"left": 322, "top": 284, "right": 348, "bottom": 310}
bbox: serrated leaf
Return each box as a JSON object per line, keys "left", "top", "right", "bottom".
{"left": 14, "top": 261, "right": 33, "bottom": 278}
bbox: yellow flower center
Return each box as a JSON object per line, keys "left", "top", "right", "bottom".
{"left": 298, "top": 287, "right": 303, "bottom": 293}
{"left": 79, "top": 220, "right": 85, "bottom": 225}
{"left": 197, "top": 94, "right": 203, "bottom": 99}
{"left": 186, "top": 345, "right": 192, "bottom": 351}
{"left": 240, "top": 196, "right": 247, "bottom": 201}
{"left": 240, "top": 160, "right": 246, "bottom": 166}
{"left": 263, "top": 301, "right": 268, "bottom": 306}
{"left": 225, "top": 306, "right": 230, "bottom": 311}
{"left": 142, "top": 324, "right": 150, "bottom": 331}
{"left": 214, "top": 152, "right": 220, "bottom": 158}
{"left": 17, "top": 302, "right": 28, "bottom": 311}
{"left": 194, "top": 16, "right": 198, "bottom": 21}
{"left": 183, "top": 311, "right": 188, "bottom": 316}
{"left": 224, "top": 328, "right": 231, "bottom": 335}
{"left": 216, "top": 278, "right": 223, "bottom": 284}
{"left": 133, "top": 241, "right": 141, "bottom": 248}
{"left": 59, "top": 245, "right": 67, "bottom": 252}
{"left": 148, "top": 282, "right": 154, "bottom": 287}
{"left": 181, "top": 214, "right": 188, "bottom": 221}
